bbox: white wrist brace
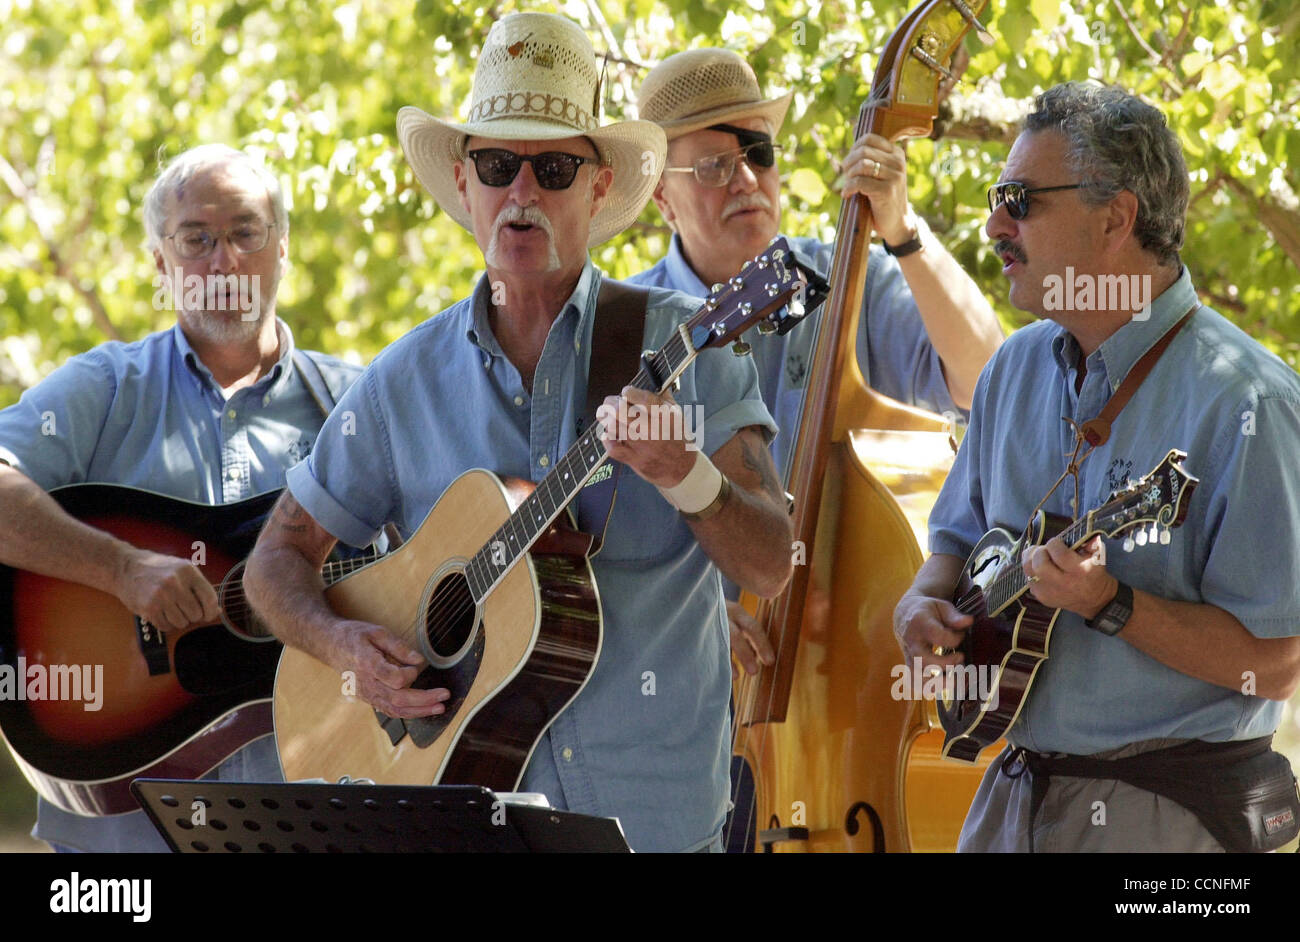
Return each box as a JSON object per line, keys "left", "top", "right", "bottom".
{"left": 656, "top": 451, "right": 724, "bottom": 514}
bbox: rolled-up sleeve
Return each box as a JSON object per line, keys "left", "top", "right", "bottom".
{"left": 286, "top": 366, "right": 396, "bottom": 549}
{"left": 1197, "top": 393, "right": 1300, "bottom": 639}
{"left": 928, "top": 367, "right": 989, "bottom": 559}
{"left": 0, "top": 353, "right": 116, "bottom": 490}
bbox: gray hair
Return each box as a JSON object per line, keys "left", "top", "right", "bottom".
{"left": 143, "top": 144, "right": 289, "bottom": 251}
{"left": 1024, "top": 83, "right": 1188, "bottom": 267}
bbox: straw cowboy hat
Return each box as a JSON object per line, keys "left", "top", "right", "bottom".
{"left": 396, "top": 13, "right": 666, "bottom": 248}
{"left": 636, "top": 48, "right": 793, "bottom": 140}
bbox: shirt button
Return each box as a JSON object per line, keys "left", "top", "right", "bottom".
{"left": 539, "top": 455, "right": 550, "bottom": 468}
{"left": 263, "top": 395, "right": 271, "bottom": 407}
{"left": 227, "top": 409, "right": 237, "bottom": 419}
{"left": 514, "top": 395, "right": 525, "bottom": 406}
{"left": 483, "top": 360, "right": 490, "bottom": 370}
{"left": 227, "top": 467, "right": 241, "bottom": 480}
{"left": 561, "top": 747, "right": 573, "bottom": 762}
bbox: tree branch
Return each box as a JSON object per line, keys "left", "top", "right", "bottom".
{"left": 0, "top": 153, "right": 122, "bottom": 341}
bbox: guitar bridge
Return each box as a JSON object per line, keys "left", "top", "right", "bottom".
{"left": 135, "top": 616, "right": 171, "bottom": 676}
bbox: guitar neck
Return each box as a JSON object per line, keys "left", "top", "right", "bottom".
{"left": 320, "top": 549, "right": 383, "bottom": 585}
{"left": 463, "top": 323, "right": 698, "bottom": 603}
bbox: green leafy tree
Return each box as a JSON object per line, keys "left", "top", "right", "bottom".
{"left": 1, "top": 0, "right": 1296, "bottom": 847}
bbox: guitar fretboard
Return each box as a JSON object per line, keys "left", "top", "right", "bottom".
{"left": 462, "top": 326, "right": 695, "bottom": 602}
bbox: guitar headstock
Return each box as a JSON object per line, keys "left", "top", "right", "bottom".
{"left": 684, "top": 237, "right": 830, "bottom": 354}
{"left": 1088, "top": 449, "right": 1199, "bottom": 549}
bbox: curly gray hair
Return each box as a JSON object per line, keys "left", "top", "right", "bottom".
{"left": 143, "top": 144, "right": 288, "bottom": 252}
{"left": 1024, "top": 83, "right": 1188, "bottom": 268}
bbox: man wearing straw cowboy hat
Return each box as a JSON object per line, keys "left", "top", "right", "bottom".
{"left": 246, "top": 12, "right": 795, "bottom": 853}
{"left": 631, "top": 50, "right": 1004, "bottom": 674}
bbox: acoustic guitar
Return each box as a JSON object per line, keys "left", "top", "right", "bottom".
{"left": 938, "top": 449, "right": 1198, "bottom": 761}
{"left": 0, "top": 484, "right": 376, "bottom": 815}
{"left": 274, "top": 242, "right": 829, "bottom": 793}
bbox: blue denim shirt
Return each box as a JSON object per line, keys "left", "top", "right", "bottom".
{"left": 286, "top": 261, "right": 776, "bottom": 852}
{"left": 929, "top": 269, "right": 1300, "bottom": 754}
{"left": 0, "top": 320, "right": 360, "bottom": 851}
{"left": 629, "top": 232, "right": 960, "bottom": 480}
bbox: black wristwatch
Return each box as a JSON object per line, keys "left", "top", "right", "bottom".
{"left": 882, "top": 230, "right": 924, "bottom": 258}
{"left": 1086, "top": 580, "right": 1133, "bottom": 636}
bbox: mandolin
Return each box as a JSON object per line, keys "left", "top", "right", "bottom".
{"left": 938, "top": 449, "right": 1198, "bottom": 761}
{"left": 273, "top": 241, "right": 828, "bottom": 792}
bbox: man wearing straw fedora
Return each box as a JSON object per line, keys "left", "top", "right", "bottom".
{"left": 633, "top": 50, "right": 1003, "bottom": 475}
{"left": 631, "top": 51, "right": 1004, "bottom": 674}
{"left": 246, "top": 13, "right": 794, "bottom": 853}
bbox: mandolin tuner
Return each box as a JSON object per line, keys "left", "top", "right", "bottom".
{"left": 1159, "top": 527, "right": 1171, "bottom": 545}
{"left": 1122, "top": 536, "right": 1135, "bottom": 553}
{"left": 1134, "top": 529, "right": 1148, "bottom": 547}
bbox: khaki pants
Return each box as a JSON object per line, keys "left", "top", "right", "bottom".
{"left": 957, "top": 739, "right": 1226, "bottom": 853}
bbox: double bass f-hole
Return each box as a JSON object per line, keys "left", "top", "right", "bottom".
{"left": 844, "top": 801, "right": 887, "bottom": 852}
{"left": 757, "top": 814, "right": 810, "bottom": 852}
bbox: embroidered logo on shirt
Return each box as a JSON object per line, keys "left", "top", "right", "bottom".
{"left": 287, "top": 436, "right": 314, "bottom": 464}
{"left": 786, "top": 352, "right": 808, "bottom": 388}
{"left": 1102, "top": 457, "right": 1135, "bottom": 503}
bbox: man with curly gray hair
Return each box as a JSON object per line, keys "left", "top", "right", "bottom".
{"left": 895, "top": 82, "right": 1300, "bottom": 853}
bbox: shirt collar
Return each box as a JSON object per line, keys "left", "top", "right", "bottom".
{"left": 664, "top": 233, "right": 711, "bottom": 299}
{"left": 1050, "top": 267, "right": 1199, "bottom": 391}
{"left": 173, "top": 317, "right": 296, "bottom": 399}
{"left": 465, "top": 260, "right": 600, "bottom": 359}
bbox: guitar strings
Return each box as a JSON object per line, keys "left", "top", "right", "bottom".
{"left": 419, "top": 331, "right": 693, "bottom": 653}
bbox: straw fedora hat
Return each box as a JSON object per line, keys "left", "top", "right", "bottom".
{"left": 636, "top": 49, "right": 793, "bottom": 140}
{"left": 396, "top": 13, "right": 666, "bottom": 248}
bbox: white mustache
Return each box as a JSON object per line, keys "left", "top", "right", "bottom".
{"left": 492, "top": 204, "right": 555, "bottom": 240}
{"left": 722, "top": 191, "right": 774, "bottom": 220}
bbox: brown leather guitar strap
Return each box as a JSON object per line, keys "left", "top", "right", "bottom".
{"left": 574, "top": 277, "right": 651, "bottom": 550}
{"left": 1036, "top": 302, "right": 1201, "bottom": 520}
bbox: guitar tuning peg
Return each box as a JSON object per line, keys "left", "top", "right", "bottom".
{"left": 1134, "top": 529, "right": 1148, "bottom": 547}
{"left": 1123, "top": 536, "right": 1135, "bottom": 553}
{"left": 1159, "top": 527, "right": 1171, "bottom": 545}
{"left": 1148, "top": 523, "right": 1159, "bottom": 543}
{"left": 756, "top": 320, "right": 777, "bottom": 335}
{"left": 711, "top": 283, "right": 725, "bottom": 294}
{"left": 732, "top": 341, "right": 752, "bottom": 357}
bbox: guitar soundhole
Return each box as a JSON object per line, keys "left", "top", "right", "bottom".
{"left": 425, "top": 570, "right": 477, "bottom": 662}
{"left": 218, "top": 559, "right": 275, "bottom": 642}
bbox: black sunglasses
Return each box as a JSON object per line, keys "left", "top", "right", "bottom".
{"left": 466, "top": 148, "right": 597, "bottom": 190}
{"left": 987, "top": 181, "right": 1086, "bottom": 220}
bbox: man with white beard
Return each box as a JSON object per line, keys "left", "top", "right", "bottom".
{"left": 0, "top": 144, "right": 362, "bottom": 851}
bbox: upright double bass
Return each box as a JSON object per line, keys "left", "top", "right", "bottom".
{"left": 730, "top": 0, "right": 999, "bottom": 853}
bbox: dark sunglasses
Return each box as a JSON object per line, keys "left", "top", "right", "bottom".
{"left": 466, "top": 148, "right": 597, "bottom": 190}
{"left": 663, "top": 141, "right": 779, "bottom": 188}
{"left": 987, "top": 181, "right": 1086, "bottom": 220}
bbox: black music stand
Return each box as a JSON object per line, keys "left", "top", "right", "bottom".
{"left": 131, "top": 779, "right": 631, "bottom": 853}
